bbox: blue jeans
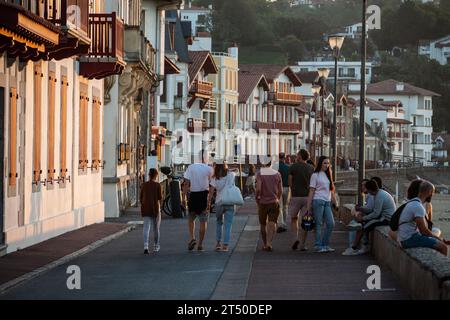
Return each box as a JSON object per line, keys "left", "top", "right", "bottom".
{"left": 216, "top": 205, "right": 235, "bottom": 245}
{"left": 312, "top": 199, "right": 335, "bottom": 248}
{"left": 143, "top": 215, "right": 161, "bottom": 249}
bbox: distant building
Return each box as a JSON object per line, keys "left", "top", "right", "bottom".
{"left": 432, "top": 133, "right": 449, "bottom": 164}
{"left": 349, "top": 79, "right": 440, "bottom": 164}
{"left": 292, "top": 61, "right": 373, "bottom": 84}
{"left": 341, "top": 22, "right": 368, "bottom": 39}
{"left": 181, "top": 1, "right": 213, "bottom": 51}
{"left": 418, "top": 35, "right": 450, "bottom": 65}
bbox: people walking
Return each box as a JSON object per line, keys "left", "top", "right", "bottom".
{"left": 183, "top": 150, "right": 214, "bottom": 252}
{"left": 289, "top": 149, "right": 314, "bottom": 251}
{"left": 277, "top": 153, "right": 290, "bottom": 233}
{"left": 210, "top": 162, "right": 236, "bottom": 252}
{"left": 307, "top": 156, "right": 338, "bottom": 253}
{"left": 245, "top": 164, "right": 256, "bottom": 200}
{"left": 256, "top": 157, "right": 283, "bottom": 252}
{"left": 140, "top": 168, "right": 163, "bottom": 254}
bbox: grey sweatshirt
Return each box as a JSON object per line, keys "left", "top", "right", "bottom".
{"left": 362, "top": 189, "right": 396, "bottom": 222}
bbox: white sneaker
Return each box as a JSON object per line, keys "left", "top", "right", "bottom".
{"left": 314, "top": 247, "right": 327, "bottom": 253}
{"left": 347, "top": 221, "right": 363, "bottom": 230}
{"left": 342, "top": 247, "right": 360, "bottom": 256}
{"left": 244, "top": 196, "right": 252, "bottom": 200}
{"left": 153, "top": 245, "right": 160, "bottom": 252}
{"left": 324, "top": 246, "right": 335, "bottom": 252}
{"left": 358, "top": 245, "right": 370, "bottom": 254}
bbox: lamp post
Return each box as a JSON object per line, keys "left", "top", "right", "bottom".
{"left": 358, "top": 0, "right": 367, "bottom": 206}
{"left": 311, "top": 85, "right": 321, "bottom": 162}
{"left": 316, "top": 68, "right": 330, "bottom": 157}
{"left": 328, "top": 34, "right": 345, "bottom": 182}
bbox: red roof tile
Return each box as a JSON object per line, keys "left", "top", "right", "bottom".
{"left": 387, "top": 118, "right": 411, "bottom": 125}
{"left": 366, "top": 79, "right": 440, "bottom": 97}
{"left": 239, "top": 64, "right": 302, "bottom": 86}
{"left": 238, "top": 71, "right": 269, "bottom": 104}
{"left": 296, "top": 71, "right": 319, "bottom": 84}
{"left": 188, "top": 51, "right": 218, "bottom": 85}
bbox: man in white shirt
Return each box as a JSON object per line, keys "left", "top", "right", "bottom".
{"left": 183, "top": 150, "right": 214, "bottom": 251}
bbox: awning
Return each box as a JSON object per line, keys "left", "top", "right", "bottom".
{"left": 387, "top": 118, "right": 412, "bottom": 125}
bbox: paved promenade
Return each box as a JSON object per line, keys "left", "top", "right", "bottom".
{"left": 0, "top": 200, "right": 409, "bottom": 300}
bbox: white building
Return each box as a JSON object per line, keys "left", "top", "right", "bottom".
{"left": 0, "top": 0, "right": 121, "bottom": 254}
{"left": 102, "top": 0, "right": 177, "bottom": 218}
{"left": 180, "top": 1, "right": 212, "bottom": 51}
{"left": 293, "top": 60, "right": 373, "bottom": 84}
{"left": 342, "top": 22, "right": 368, "bottom": 39}
{"left": 418, "top": 35, "right": 450, "bottom": 65}
{"left": 349, "top": 79, "right": 439, "bottom": 164}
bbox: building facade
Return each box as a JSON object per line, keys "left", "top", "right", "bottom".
{"left": 0, "top": 0, "right": 125, "bottom": 254}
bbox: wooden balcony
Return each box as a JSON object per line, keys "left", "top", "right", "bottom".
{"left": 252, "top": 121, "right": 302, "bottom": 132}
{"left": 79, "top": 13, "right": 126, "bottom": 79}
{"left": 47, "top": 0, "right": 91, "bottom": 60}
{"left": 388, "top": 132, "right": 409, "bottom": 139}
{"left": 124, "top": 26, "right": 156, "bottom": 79}
{"left": 268, "top": 91, "right": 302, "bottom": 106}
{"left": 189, "top": 80, "right": 213, "bottom": 98}
{"left": 0, "top": 0, "right": 60, "bottom": 64}
{"left": 187, "top": 118, "right": 206, "bottom": 133}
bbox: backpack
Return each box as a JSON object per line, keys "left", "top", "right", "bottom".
{"left": 389, "top": 199, "right": 421, "bottom": 231}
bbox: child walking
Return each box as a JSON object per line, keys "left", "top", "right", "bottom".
{"left": 140, "top": 168, "right": 163, "bottom": 254}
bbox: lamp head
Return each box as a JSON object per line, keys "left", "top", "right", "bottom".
{"left": 317, "top": 68, "right": 330, "bottom": 79}
{"left": 328, "top": 34, "right": 345, "bottom": 56}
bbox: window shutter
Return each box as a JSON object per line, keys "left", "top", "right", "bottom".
{"left": 33, "top": 65, "right": 42, "bottom": 183}
{"left": 177, "top": 82, "right": 183, "bottom": 97}
{"left": 47, "top": 72, "right": 56, "bottom": 182}
{"left": 60, "top": 76, "right": 68, "bottom": 179}
{"left": 9, "top": 88, "right": 17, "bottom": 187}
{"left": 79, "top": 84, "right": 88, "bottom": 169}
{"left": 92, "top": 97, "right": 101, "bottom": 169}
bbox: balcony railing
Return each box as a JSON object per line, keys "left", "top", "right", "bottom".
{"left": 124, "top": 26, "right": 156, "bottom": 73}
{"left": 252, "top": 121, "right": 301, "bottom": 132}
{"left": 88, "top": 13, "right": 124, "bottom": 60}
{"left": 187, "top": 118, "right": 206, "bottom": 133}
{"left": 190, "top": 80, "right": 213, "bottom": 97}
{"left": 47, "top": 0, "right": 89, "bottom": 38}
{"left": 79, "top": 12, "right": 125, "bottom": 79}
{"left": 268, "top": 91, "right": 302, "bottom": 105}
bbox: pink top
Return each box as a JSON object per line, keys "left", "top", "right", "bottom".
{"left": 256, "top": 167, "right": 282, "bottom": 204}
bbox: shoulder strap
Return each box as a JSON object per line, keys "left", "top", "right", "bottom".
{"left": 398, "top": 199, "right": 422, "bottom": 227}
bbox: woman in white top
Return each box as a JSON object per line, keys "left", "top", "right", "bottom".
{"left": 307, "top": 156, "right": 338, "bottom": 253}
{"left": 209, "top": 163, "right": 236, "bottom": 252}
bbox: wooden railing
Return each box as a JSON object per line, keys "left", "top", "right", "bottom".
{"left": 190, "top": 80, "right": 213, "bottom": 96}
{"left": 3, "top": 0, "right": 89, "bottom": 35}
{"left": 88, "top": 13, "right": 124, "bottom": 60}
{"left": 389, "top": 132, "right": 410, "bottom": 139}
{"left": 252, "top": 121, "right": 301, "bottom": 131}
{"left": 269, "top": 91, "right": 302, "bottom": 105}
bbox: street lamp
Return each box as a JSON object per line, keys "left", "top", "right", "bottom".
{"left": 358, "top": 0, "right": 368, "bottom": 206}
{"left": 328, "top": 34, "right": 345, "bottom": 182}
{"left": 317, "top": 68, "right": 329, "bottom": 157}
{"left": 311, "top": 84, "right": 321, "bottom": 161}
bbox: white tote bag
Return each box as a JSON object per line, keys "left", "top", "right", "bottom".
{"left": 219, "top": 173, "right": 244, "bottom": 206}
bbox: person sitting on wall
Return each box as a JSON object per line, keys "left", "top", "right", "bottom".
{"left": 342, "top": 180, "right": 396, "bottom": 256}
{"left": 396, "top": 181, "right": 448, "bottom": 256}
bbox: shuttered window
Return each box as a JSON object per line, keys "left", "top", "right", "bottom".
{"left": 92, "top": 97, "right": 101, "bottom": 170}
{"left": 9, "top": 87, "right": 17, "bottom": 187}
{"left": 60, "top": 75, "right": 68, "bottom": 179}
{"left": 79, "top": 84, "right": 88, "bottom": 170}
{"left": 33, "top": 64, "right": 42, "bottom": 184}
{"left": 47, "top": 71, "right": 56, "bottom": 182}
{"left": 177, "top": 82, "right": 183, "bottom": 97}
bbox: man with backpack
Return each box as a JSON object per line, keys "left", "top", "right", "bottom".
{"left": 394, "top": 180, "right": 447, "bottom": 256}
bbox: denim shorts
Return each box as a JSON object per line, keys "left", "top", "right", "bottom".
{"left": 401, "top": 233, "right": 439, "bottom": 249}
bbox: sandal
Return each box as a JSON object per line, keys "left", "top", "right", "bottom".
{"left": 197, "top": 245, "right": 204, "bottom": 252}
{"left": 215, "top": 242, "right": 222, "bottom": 251}
{"left": 188, "top": 239, "right": 197, "bottom": 251}
{"left": 222, "top": 245, "right": 229, "bottom": 252}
